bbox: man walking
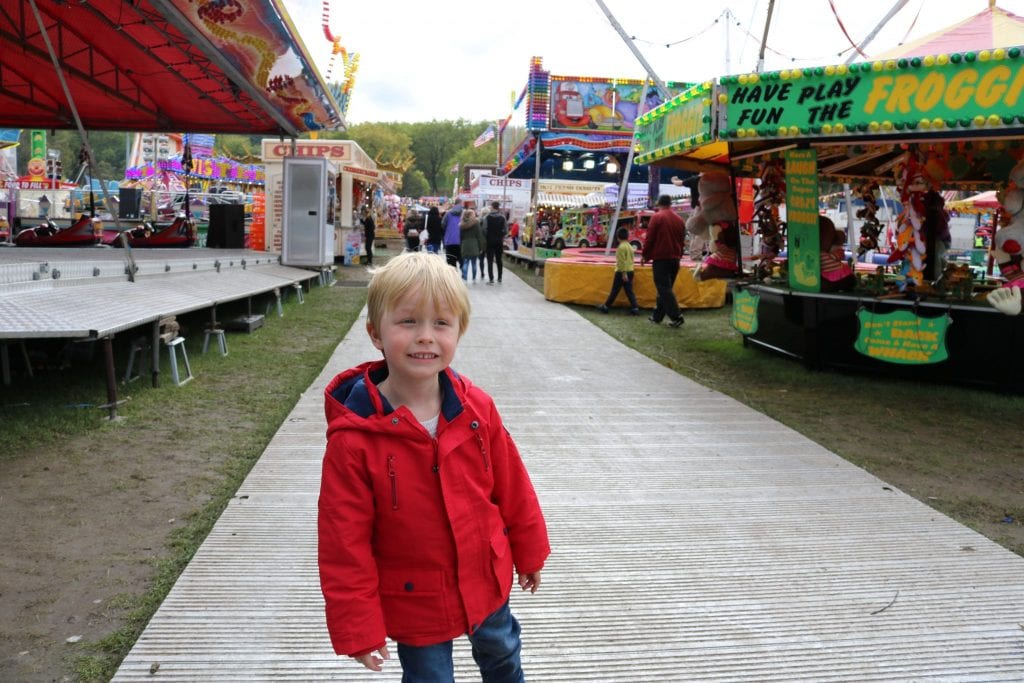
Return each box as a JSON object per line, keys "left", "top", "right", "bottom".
{"left": 483, "top": 201, "right": 507, "bottom": 284}
{"left": 642, "top": 195, "right": 686, "bottom": 327}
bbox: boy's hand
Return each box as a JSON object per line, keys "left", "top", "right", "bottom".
{"left": 354, "top": 644, "right": 390, "bottom": 671}
{"left": 518, "top": 571, "right": 542, "bottom": 594}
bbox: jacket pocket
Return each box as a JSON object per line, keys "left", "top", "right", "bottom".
{"left": 489, "top": 526, "right": 514, "bottom": 596}
{"left": 378, "top": 567, "right": 451, "bottom": 640}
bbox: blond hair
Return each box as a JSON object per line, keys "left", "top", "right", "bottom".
{"left": 366, "top": 252, "right": 471, "bottom": 336}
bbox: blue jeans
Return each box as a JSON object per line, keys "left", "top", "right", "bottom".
{"left": 397, "top": 602, "right": 524, "bottom": 683}
{"left": 462, "top": 256, "right": 479, "bottom": 280}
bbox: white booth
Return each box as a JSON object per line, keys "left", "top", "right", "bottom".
{"left": 281, "top": 157, "right": 336, "bottom": 267}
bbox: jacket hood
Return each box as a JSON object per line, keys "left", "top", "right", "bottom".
{"left": 324, "top": 360, "right": 468, "bottom": 437}
{"left": 449, "top": 205, "right": 463, "bottom": 215}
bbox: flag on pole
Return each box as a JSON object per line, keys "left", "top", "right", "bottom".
{"left": 473, "top": 124, "right": 496, "bottom": 147}
{"left": 497, "top": 113, "right": 513, "bottom": 134}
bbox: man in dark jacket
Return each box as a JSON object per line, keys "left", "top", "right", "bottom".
{"left": 483, "top": 201, "right": 507, "bottom": 284}
{"left": 642, "top": 195, "right": 686, "bottom": 327}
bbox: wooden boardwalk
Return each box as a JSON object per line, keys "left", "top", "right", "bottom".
{"left": 114, "top": 271, "right": 1024, "bottom": 682}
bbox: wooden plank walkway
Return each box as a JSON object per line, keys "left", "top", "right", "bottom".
{"left": 114, "top": 271, "right": 1024, "bottom": 682}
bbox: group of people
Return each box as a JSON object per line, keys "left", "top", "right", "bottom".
{"left": 401, "top": 201, "right": 510, "bottom": 285}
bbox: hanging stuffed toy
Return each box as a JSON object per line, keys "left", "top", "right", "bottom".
{"left": 856, "top": 182, "right": 883, "bottom": 255}
{"left": 753, "top": 159, "right": 786, "bottom": 279}
{"left": 987, "top": 159, "right": 1024, "bottom": 315}
{"left": 888, "top": 154, "right": 931, "bottom": 288}
{"left": 690, "top": 171, "right": 740, "bottom": 280}
{"left": 921, "top": 190, "right": 951, "bottom": 281}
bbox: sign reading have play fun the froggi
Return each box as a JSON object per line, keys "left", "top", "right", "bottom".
{"left": 720, "top": 48, "right": 1024, "bottom": 140}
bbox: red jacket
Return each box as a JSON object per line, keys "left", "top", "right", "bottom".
{"left": 318, "top": 361, "right": 550, "bottom": 655}
{"left": 643, "top": 206, "right": 686, "bottom": 262}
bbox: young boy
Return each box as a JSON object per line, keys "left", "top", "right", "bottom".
{"left": 318, "top": 251, "right": 550, "bottom": 681}
{"left": 597, "top": 226, "right": 640, "bottom": 315}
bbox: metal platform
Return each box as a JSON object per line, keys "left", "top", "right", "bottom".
{"left": 0, "top": 247, "right": 330, "bottom": 416}
{"left": 0, "top": 247, "right": 322, "bottom": 339}
{"left": 113, "top": 272, "right": 1024, "bottom": 682}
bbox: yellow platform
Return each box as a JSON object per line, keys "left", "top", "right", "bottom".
{"left": 543, "top": 256, "right": 727, "bottom": 309}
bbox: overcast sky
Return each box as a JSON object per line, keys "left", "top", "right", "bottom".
{"left": 284, "top": 0, "right": 1024, "bottom": 126}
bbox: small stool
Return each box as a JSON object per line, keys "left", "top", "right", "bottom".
{"left": 164, "top": 336, "right": 193, "bottom": 386}
{"left": 202, "top": 327, "right": 228, "bottom": 356}
{"left": 124, "top": 336, "right": 150, "bottom": 383}
{"left": 267, "top": 288, "right": 284, "bottom": 317}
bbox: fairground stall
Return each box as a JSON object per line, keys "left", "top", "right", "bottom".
{"left": 503, "top": 57, "right": 692, "bottom": 251}
{"left": 501, "top": 57, "right": 726, "bottom": 310}
{"left": 635, "top": 6, "right": 1024, "bottom": 392}
{"left": 261, "top": 139, "right": 381, "bottom": 263}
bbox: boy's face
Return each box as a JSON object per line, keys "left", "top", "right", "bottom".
{"left": 368, "top": 287, "right": 460, "bottom": 384}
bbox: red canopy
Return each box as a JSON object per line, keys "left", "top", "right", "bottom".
{"left": 0, "top": 0, "right": 344, "bottom": 136}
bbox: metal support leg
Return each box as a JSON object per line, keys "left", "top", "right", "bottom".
{"left": 266, "top": 288, "right": 284, "bottom": 317}
{"left": 124, "top": 337, "right": 149, "bottom": 382}
{"left": 102, "top": 336, "right": 119, "bottom": 420}
{"left": 164, "top": 337, "right": 193, "bottom": 386}
{"left": 202, "top": 328, "right": 228, "bottom": 356}
{"left": 150, "top": 320, "right": 161, "bottom": 388}
{"left": 292, "top": 282, "right": 304, "bottom": 304}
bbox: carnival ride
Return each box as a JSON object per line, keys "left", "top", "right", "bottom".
{"left": 13, "top": 210, "right": 124, "bottom": 246}
{"left": 118, "top": 141, "right": 198, "bottom": 248}
{"left": 14, "top": 157, "right": 120, "bottom": 246}
{"left": 118, "top": 215, "right": 196, "bottom": 248}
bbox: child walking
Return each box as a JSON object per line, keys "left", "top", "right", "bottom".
{"left": 597, "top": 226, "right": 640, "bottom": 315}
{"left": 318, "top": 251, "right": 550, "bottom": 682}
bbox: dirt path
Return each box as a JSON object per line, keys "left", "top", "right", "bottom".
{"left": 1, "top": 425, "right": 233, "bottom": 681}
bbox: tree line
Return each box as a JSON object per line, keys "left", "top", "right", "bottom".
{"left": 10, "top": 120, "right": 524, "bottom": 198}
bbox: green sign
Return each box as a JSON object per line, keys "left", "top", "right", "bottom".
{"left": 785, "top": 148, "right": 820, "bottom": 292}
{"left": 29, "top": 130, "right": 46, "bottom": 159}
{"left": 721, "top": 49, "right": 1024, "bottom": 140}
{"left": 854, "top": 309, "right": 950, "bottom": 365}
{"left": 731, "top": 290, "right": 760, "bottom": 334}
{"left": 635, "top": 83, "right": 714, "bottom": 164}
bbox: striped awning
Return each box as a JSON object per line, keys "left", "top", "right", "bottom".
{"left": 537, "top": 193, "right": 587, "bottom": 208}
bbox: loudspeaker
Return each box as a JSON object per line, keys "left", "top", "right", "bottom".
{"left": 207, "top": 204, "right": 245, "bottom": 249}
{"left": 118, "top": 187, "right": 143, "bottom": 219}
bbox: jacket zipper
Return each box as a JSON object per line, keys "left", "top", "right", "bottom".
{"left": 387, "top": 454, "right": 398, "bottom": 510}
{"left": 475, "top": 432, "right": 489, "bottom": 471}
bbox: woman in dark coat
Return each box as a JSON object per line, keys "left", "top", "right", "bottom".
{"left": 403, "top": 210, "right": 424, "bottom": 252}
{"left": 424, "top": 206, "right": 443, "bottom": 254}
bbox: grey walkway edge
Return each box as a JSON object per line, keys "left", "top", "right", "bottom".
{"left": 114, "top": 270, "right": 1024, "bottom": 682}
